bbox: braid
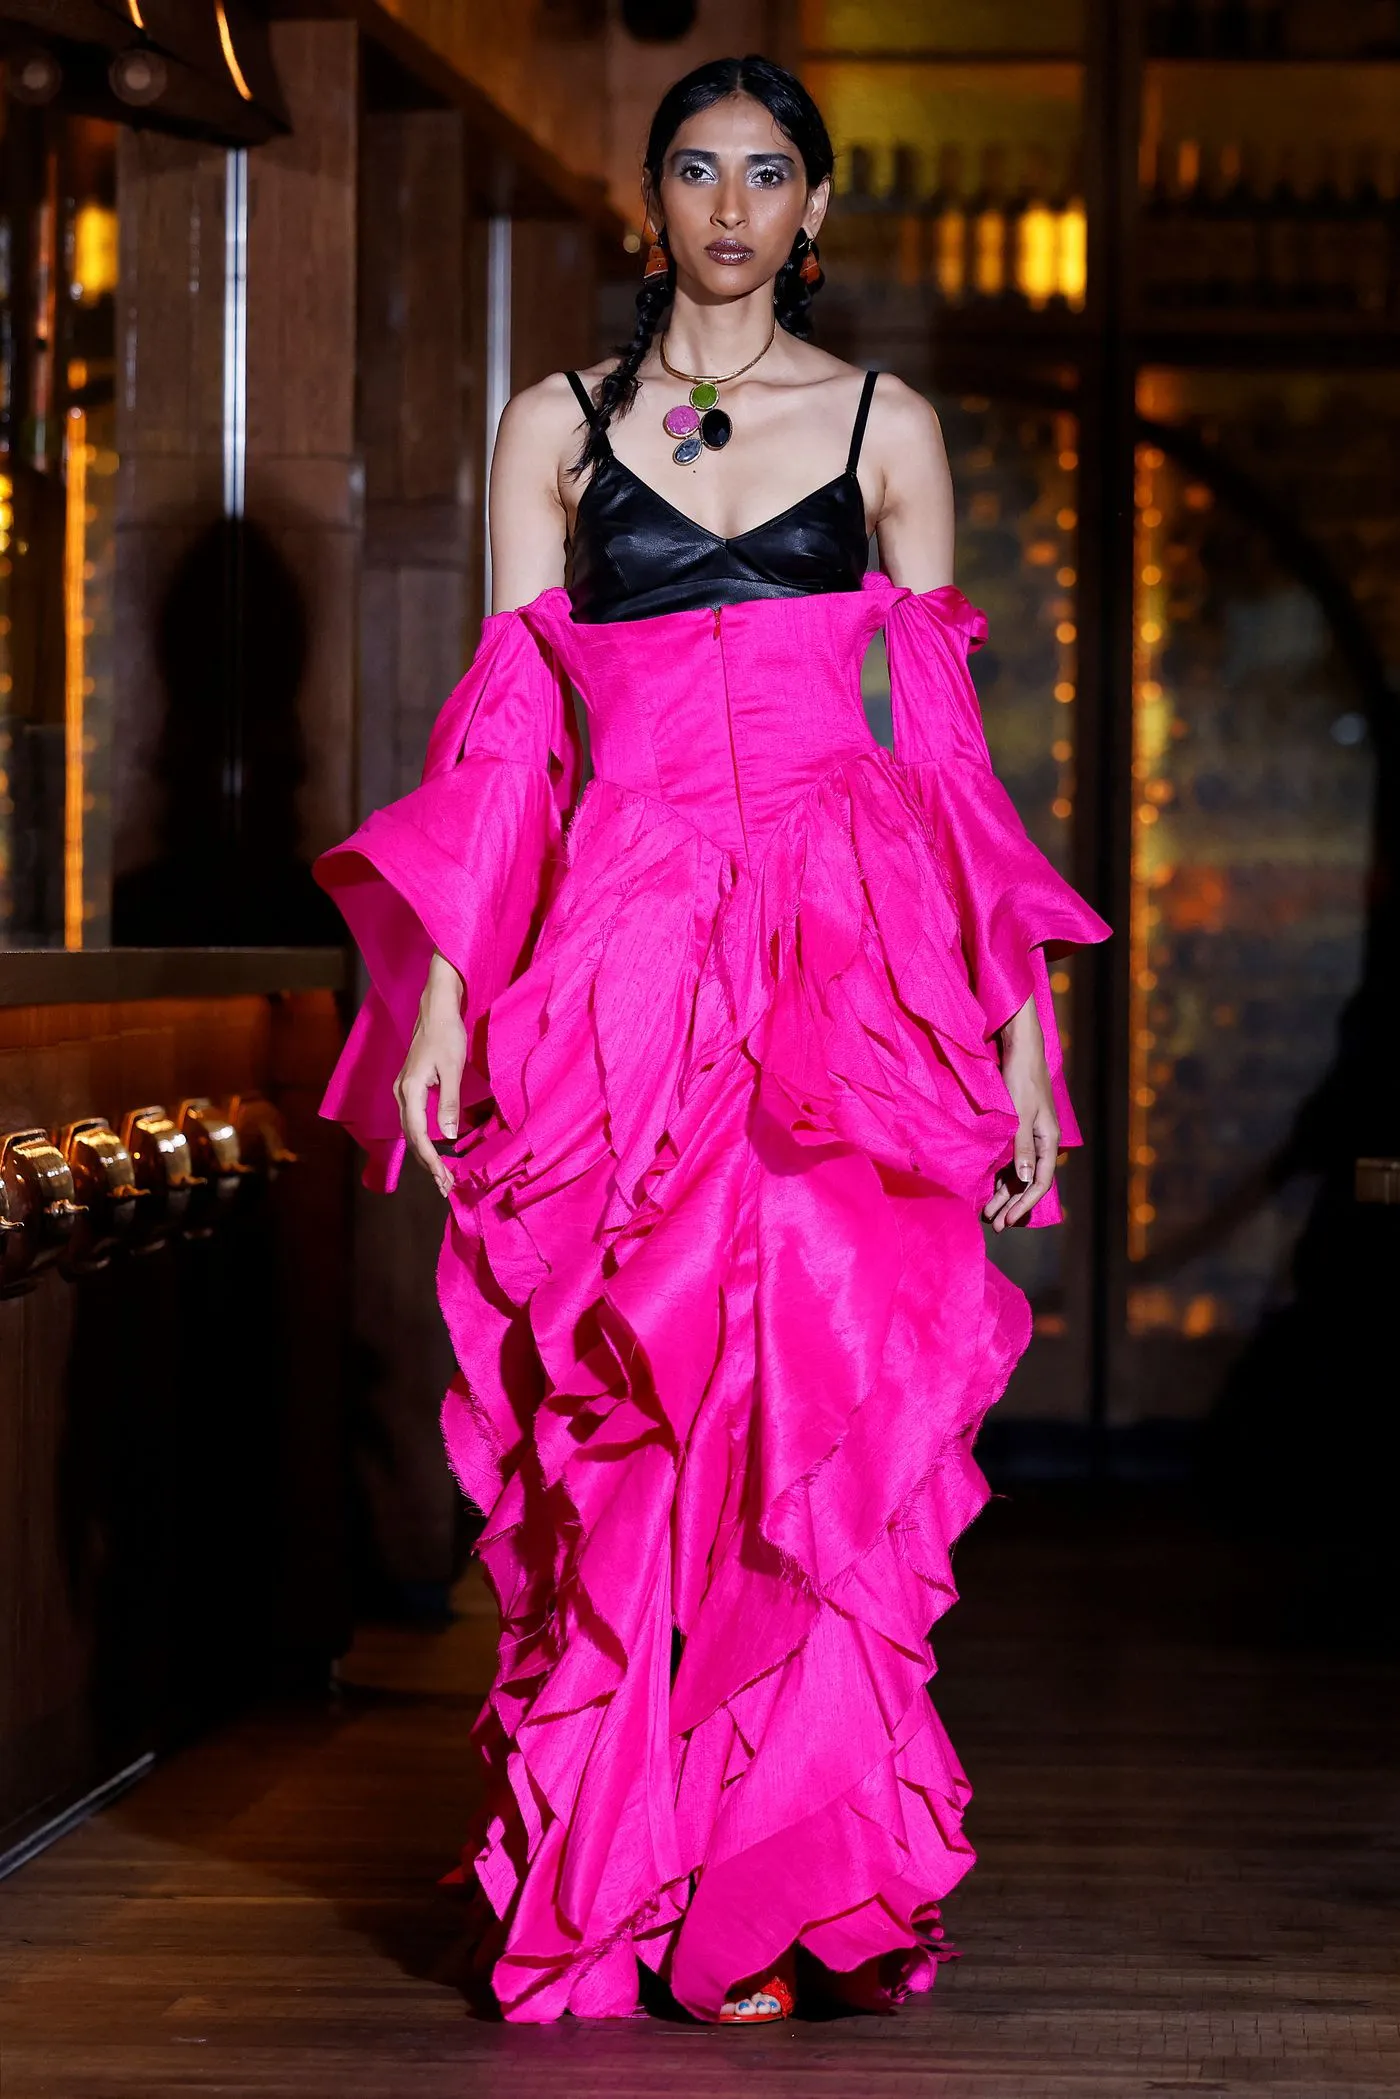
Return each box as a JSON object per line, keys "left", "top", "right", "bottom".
{"left": 776, "top": 232, "right": 824, "bottom": 341}
{"left": 569, "top": 259, "right": 674, "bottom": 479}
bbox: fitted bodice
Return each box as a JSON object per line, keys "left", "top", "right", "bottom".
{"left": 565, "top": 367, "right": 877, "bottom": 625}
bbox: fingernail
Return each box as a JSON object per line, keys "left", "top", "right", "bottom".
{"left": 442, "top": 1121, "right": 456, "bottom": 1138}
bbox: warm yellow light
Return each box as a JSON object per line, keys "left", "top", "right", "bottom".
{"left": 1058, "top": 449, "right": 1078, "bottom": 471}
{"left": 1142, "top": 507, "right": 1162, "bottom": 527}
{"left": 73, "top": 205, "right": 118, "bottom": 305}
{"left": 1138, "top": 803, "right": 1159, "bottom": 825}
{"left": 1140, "top": 620, "right": 1162, "bottom": 643}
{"left": 215, "top": 1, "right": 253, "bottom": 99}
{"left": 935, "top": 208, "right": 966, "bottom": 300}
{"left": 1050, "top": 970, "right": 1071, "bottom": 994}
{"left": 1057, "top": 506, "right": 1077, "bottom": 530}
{"left": 1015, "top": 203, "right": 1058, "bottom": 309}
{"left": 1054, "top": 680, "right": 1075, "bottom": 703}
{"left": 1055, "top": 620, "right": 1076, "bottom": 644}
{"left": 1052, "top": 738, "right": 1072, "bottom": 762}
{"left": 1057, "top": 565, "right": 1076, "bottom": 585}
{"left": 972, "top": 207, "right": 1005, "bottom": 298}
{"left": 1141, "top": 563, "right": 1162, "bottom": 584}
{"left": 1052, "top": 796, "right": 1072, "bottom": 820}
{"left": 126, "top": 0, "right": 145, "bottom": 23}
{"left": 1141, "top": 447, "right": 1166, "bottom": 471}
{"left": 1056, "top": 202, "right": 1087, "bottom": 310}
{"left": 1140, "top": 681, "right": 1163, "bottom": 701}
{"left": 63, "top": 409, "right": 88, "bottom": 950}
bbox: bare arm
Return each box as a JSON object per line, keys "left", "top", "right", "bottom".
{"left": 871, "top": 376, "right": 1056, "bottom": 1229}
{"left": 868, "top": 375, "right": 956, "bottom": 592}
{"left": 487, "top": 373, "right": 582, "bottom": 613}
{"left": 398, "top": 375, "right": 583, "bottom": 1191}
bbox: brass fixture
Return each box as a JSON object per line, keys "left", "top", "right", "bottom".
{"left": 0, "top": 1130, "right": 86, "bottom": 1296}
{"left": 57, "top": 1118, "right": 148, "bottom": 1271}
{"left": 176, "top": 1097, "right": 252, "bottom": 1231}
{"left": 1356, "top": 1157, "right": 1400, "bottom": 1205}
{"left": 227, "top": 1092, "right": 297, "bottom": 1178}
{"left": 120, "top": 1105, "right": 206, "bottom": 1247}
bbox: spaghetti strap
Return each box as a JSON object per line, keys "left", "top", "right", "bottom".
{"left": 846, "top": 369, "right": 878, "bottom": 476}
{"left": 565, "top": 369, "right": 599, "bottom": 427}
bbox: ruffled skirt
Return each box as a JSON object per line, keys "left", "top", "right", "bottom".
{"left": 436, "top": 746, "right": 1035, "bottom": 2023}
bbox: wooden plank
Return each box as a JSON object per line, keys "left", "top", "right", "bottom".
{"left": 0, "top": 1495, "right": 1396, "bottom": 2092}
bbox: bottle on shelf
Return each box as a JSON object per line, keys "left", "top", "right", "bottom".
{"left": 968, "top": 143, "right": 1010, "bottom": 303}
{"left": 1261, "top": 143, "right": 1306, "bottom": 308}
{"left": 1138, "top": 138, "right": 1175, "bottom": 309}
{"left": 887, "top": 142, "right": 925, "bottom": 291}
{"left": 1220, "top": 142, "right": 1266, "bottom": 308}
{"left": 1163, "top": 138, "right": 1204, "bottom": 308}
{"left": 1013, "top": 145, "right": 1056, "bottom": 310}
{"left": 1347, "top": 143, "right": 1392, "bottom": 316}
{"left": 1056, "top": 146, "right": 1088, "bottom": 313}
{"left": 929, "top": 142, "right": 967, "bottom": 305}
{"left": 1305, "top": 144, "right": 1351, "bottom": 311}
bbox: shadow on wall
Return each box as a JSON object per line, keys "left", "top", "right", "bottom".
{"left": 113, "top": 515, "right": 344, "bottom": 946}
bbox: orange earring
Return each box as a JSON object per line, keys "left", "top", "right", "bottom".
{"left": 643, "top": 220, "right": 669, "bottom": 282}
{"left": 799, "top": 234, "right": 822, "bottom": 285}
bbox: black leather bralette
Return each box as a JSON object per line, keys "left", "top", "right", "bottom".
{"left": 564, "top": 366, "right": 877, "bottom": 625}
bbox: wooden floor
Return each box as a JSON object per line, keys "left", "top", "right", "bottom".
{"left": 2, "top": 1490, "right": 1397, "bottom": 2098}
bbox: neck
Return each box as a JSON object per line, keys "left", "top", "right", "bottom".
{"left": 659, "top": 283, "right": 778, "bottom": 376}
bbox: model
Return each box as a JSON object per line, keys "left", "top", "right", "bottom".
{"left": 314, "top": 55, "right": 1112, "bottom": 2028}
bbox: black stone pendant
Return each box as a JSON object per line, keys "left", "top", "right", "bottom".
{"left": 700, "top": 408, "right": 732, "bottom": 451}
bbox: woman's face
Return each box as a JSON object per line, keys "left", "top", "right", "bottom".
{"left": 652, "top": 92, "right": 827, "bottom": 300}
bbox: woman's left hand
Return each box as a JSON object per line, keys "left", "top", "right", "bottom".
{"left": 983, "top": 992, "right": 1059, "bottom": 1232}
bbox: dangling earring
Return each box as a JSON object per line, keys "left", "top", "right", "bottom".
{"left": 643, "top": 219, "right": 669, "bottom": 283}
{"left": 799, "top": 231, "right": 822, "bottom": 286}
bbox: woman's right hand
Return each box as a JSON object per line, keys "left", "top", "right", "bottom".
{"left": 395, "top": 952, "right": 467, "bottom": 1197}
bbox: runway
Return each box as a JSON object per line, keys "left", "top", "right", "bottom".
{"left": 2, "top": 1489, "right": 1396, "bottom": 2098}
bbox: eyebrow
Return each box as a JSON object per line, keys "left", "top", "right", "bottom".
{"left": 666, "top": 148, "right": 798, "bottom": 167}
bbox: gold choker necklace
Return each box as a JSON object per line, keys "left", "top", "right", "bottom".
{"left": 657, "top": 317, "right": 777, "bottom": 464}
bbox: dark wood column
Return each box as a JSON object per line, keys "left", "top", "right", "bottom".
{"left": 245, "top": 19, "right": 361, "bottom": 861}
{"left": 112, "top": 130, "right": 227, "bottom": 885}
{"left": 351, "top": 105, "right": 476, "bottom": 1598}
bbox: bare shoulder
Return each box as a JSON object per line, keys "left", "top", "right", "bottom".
{"left": 496, "top": 369, "right": 591, "bottom": 456}
{"left": 866, "top": 371, "right": 947, "bottom": 463}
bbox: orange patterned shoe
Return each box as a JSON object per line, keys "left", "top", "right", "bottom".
{"left": 718, "top": 1970, "right": 796, "bottom": 2024}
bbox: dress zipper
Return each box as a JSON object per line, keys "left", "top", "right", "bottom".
{"left": 712, "top": 605, "right": 751, "bottom": 870}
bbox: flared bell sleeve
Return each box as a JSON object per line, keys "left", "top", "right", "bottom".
{"left": 314, "top": 607, "right": 582, "bottom": 1192}
{"left": 883, "top": 584, "right": 1112, "bottom": 1212}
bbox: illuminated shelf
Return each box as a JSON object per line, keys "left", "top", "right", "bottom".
{"left": 801, "top": 49, "right": 1083, "bottom": 65}
{"left": 1144, "top": 52, "right": 1400, "bottom": 65}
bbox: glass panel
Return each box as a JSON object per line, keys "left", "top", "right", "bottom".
{"left": 810, "top": 61, "right": 1085, "bottom": 316}
{"left": 1124, "top": 369, "right": 1384, "bottom": 1406}
{"left": 0, "top": 90, "right": 119, "bottom": 948}
{"left": 1136, "top": 62, "right": 1400, "bottom": 323}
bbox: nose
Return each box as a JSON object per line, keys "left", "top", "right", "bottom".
{"left": 711, "top": 178, "right": 748, "bottom": 230}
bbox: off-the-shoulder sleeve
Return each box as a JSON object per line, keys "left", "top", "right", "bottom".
{"left": 883, "top": 583, "right": 1112, "bottom": 1188}
{"left": 314, "top": 607, "right": 582, "bottom": 1191}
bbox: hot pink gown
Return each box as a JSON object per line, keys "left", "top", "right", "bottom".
{"left": 315, "top": 562, "right": 1111, "bottom": 2023}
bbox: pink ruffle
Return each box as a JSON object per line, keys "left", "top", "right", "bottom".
{"left": 315, "top": 576, "right": 1112, "bottom": 2020}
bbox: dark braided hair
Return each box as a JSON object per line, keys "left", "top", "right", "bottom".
{"left": 571, "top": 55, "right": 834, "bottom": 477}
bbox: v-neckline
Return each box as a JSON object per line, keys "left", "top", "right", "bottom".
{"left": 585, "top": 449, "right": 865, "bottom": 549}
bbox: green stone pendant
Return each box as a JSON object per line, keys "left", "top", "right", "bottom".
{"left": 688, "top": 381, "right": 719, "bottom": 411}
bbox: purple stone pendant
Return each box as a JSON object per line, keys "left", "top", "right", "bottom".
{"left": 663, "top": 400, "right": 702, "bottom": 464}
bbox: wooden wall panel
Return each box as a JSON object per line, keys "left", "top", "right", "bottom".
{"left": 245, "top": 20, "right": 361, "bottom": 864}
{"left": 351, "top": 108, "right": 474, "bottom": 1596}
{"left": 112, "top": 131, "right": 228, "bottom": 882}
